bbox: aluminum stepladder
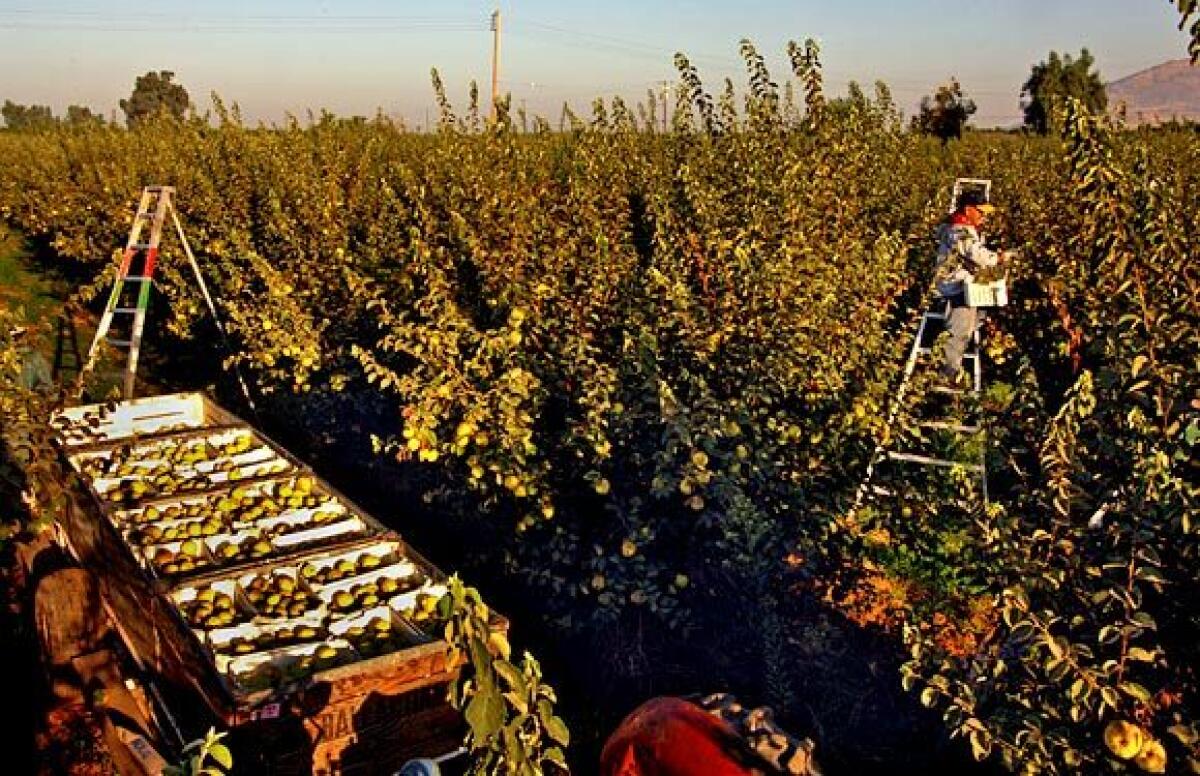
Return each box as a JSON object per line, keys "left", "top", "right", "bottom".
{"left": 853, "top": 179, "right": 994, "bottom": 510}
{"left": 79, "top": 185, "right": 255, "bottom": 408}
{"left": 80, "top": 187, "right": 171, "bottom": 398}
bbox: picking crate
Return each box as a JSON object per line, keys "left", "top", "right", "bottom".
{"left": 51, "top": 392, "right": 502, "bottom": 775}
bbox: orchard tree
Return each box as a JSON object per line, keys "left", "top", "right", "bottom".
{"left": 1177, "top": 0, "right": 1199, "bottom": 63}
{"left": 1, "top": 100, "right": 56, "bottom": 130}
{"left": 65, "top": 105, "right": 104, "bottom": 127}
{"left": 120, "top": 70, "right": 190, "bottom": 128}
{"left": 1020, "top": 49, "right": 1106, "bottom": 134}
{"left": 911, "top": 78, "right": 977, "bottom": 143}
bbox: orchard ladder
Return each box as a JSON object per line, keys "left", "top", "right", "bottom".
{"left": 948, "top": 178, "right": 992, "bottom": 214}
{"left": 78, "top": 186, "right": 255, "bottom": 408}
{"left": 853, "top": 178, "right": 995, "bottom": 509}
{"left": 852, "top": 298, "right": 988, "bottom": 509}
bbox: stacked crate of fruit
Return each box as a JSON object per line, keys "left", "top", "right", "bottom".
{"left": 53, "top": 394, "right": 456, "bottom": 702}
{"left": 71, "top": 429, "right": 291, "bottom": 503}
{"left": 162, "top": 539, "right": 447, "bottom": 693}
{"left": 93, "top": 472, "right": 370, "bottom": 579}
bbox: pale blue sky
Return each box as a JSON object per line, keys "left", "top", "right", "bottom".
{"left": 0, "top": 1, "right": 1190, "bottom": 127}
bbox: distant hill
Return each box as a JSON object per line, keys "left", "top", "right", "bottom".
{"left": 1107, "top": 59, "right": 1200, "bottom": 125}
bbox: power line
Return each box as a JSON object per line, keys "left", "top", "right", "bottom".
{"left": 510, "top": 20, "right": 741, "bottom": 70}
{"left": 0, "top": 22, "right": 484, "bottom": 34}
{"left": 0, "top": 8, "right": 480, "bottom": 23}
{"left": 0, "top": 9, "right": 485, "bottom": 33}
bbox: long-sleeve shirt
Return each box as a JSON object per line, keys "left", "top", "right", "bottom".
{"left": 935, "top": 223, "right": 1000, "bottom": 298}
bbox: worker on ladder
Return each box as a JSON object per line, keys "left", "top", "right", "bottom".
{"left": 934, "top": 199, "right": 1004, "bottom": 382}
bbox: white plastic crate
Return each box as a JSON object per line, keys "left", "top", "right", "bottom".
{"left": 52, "top": 393, "right": 209, "bottom": 446}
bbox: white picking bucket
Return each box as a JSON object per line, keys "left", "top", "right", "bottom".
{"left": 966, "top": 278, "right": 1008, "bottom": 307}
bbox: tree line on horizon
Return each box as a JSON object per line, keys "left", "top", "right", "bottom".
{"left": 0, "top": 48, "right": 1180, "bottom": 139}
{"left": 2, "top": 70, "right": 189, "bottom": 131}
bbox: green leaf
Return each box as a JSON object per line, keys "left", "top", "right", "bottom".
{"left": 1168, "top": 724, "right": 1198, "bottom": 746}
{"left": 1120, "top": 682, "right": 1154, "bottom": 704}
{"left": 503, "top": 691, "right": 529, "bottom": 714}
{"left": 208, "top": 743, "right": 233, "bottom": 770}
{"left": 544, "top": 715, "right": 570, "bottom": 746}
{"left": 494, "top": 659, "right": 527, "bottom": 693}
{"left": 465, "top": 684, "right": 506, "bottom": 740}
{"left": 1127, "top": 647, "right": 1156, "bottom": 663}
{"left": 542, "top": 746, "right": 568, "bottom": 770}
{"left": 968, "top": 729, "right": 990, "bottom": 761}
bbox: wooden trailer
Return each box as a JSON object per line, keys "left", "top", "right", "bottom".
{"left": 49, "top": 392, "right": 486, "bottom": 775}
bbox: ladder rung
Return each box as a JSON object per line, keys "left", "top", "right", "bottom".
{"left": 112, "top": 307, "right": 140, "bottom": 315}
{"left": 919, "top": 421, "right": 982, "bottom": 433}
{"left": 931, "top": 386, "right": 968, "bottom": 395}
{"left": 130, "top": 242, "right": 153, "bottom": 250}
{"left": 137, "top": 212, "right": 157, "bottom": 219}
{"left": 123, "top": 275, "right": 153, "bottom": 282}
{"left": 887, "top": 451, "right": 984, "bottom": 472}
{"left": 106, "top": 338, "right": 132, "bottom": 347}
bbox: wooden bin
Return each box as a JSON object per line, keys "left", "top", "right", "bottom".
{"left": 51, "top": 393, "right": 494, "bottom": 775}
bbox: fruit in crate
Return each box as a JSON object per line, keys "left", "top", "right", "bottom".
{"left": 406, "top": 591, "right": 443, "bottom": 626}
{"left": 299, "top": 551, "right": 395, "bottom": 586}
{"left": 103, "top": 469, "right": 218, "bottom": 502}
{"left": 243, "top": 573, "right": 319, "bottom": 618}
{"left": 261, "top": 512, "right": 345, "bottom": 541}
{"left": 133, "top": 505, "right": 162, "bottom": 524}
{"left": 329, "top": 573, "right": 420, "bottom": 614}
{"left": 346, "top": 615, "right": 411, "bottom": 657}
{"left": 311, "top": 643, "right": 352, "bottom": 671}
{"left": 220, "top": 434, "right": 255, "bottom": 457}
{"left": 130, "top": 517, "right": 225, "bottom": 545}
{"left": 213, "top": 536, "right": 274, "bottom": 563}
{"left": 150, "top": 539, "right": 210, "bottom": 575}
{"left": 219, "top": 624, "right": 325, "bottom": 656}
{"left": 179, "top": 587, "right": 243, "bottom": 629}
{"left": 228, "top": 638, "right": 258, "bottom": 655}
{"left": 133, "top": 524, "right": 164, "bottom": 544}
{"left": 309, "top": 510, "right": 336, "bottom": 526}
{"left": 328, "top": 581, "right": 380, "bottom": 613}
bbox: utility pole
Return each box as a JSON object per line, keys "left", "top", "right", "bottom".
{"left": 490, "top": 7, "right": 502, "bottom": 121}
{"left": 656, "top": 80, "right": 671, "bottom": 133}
